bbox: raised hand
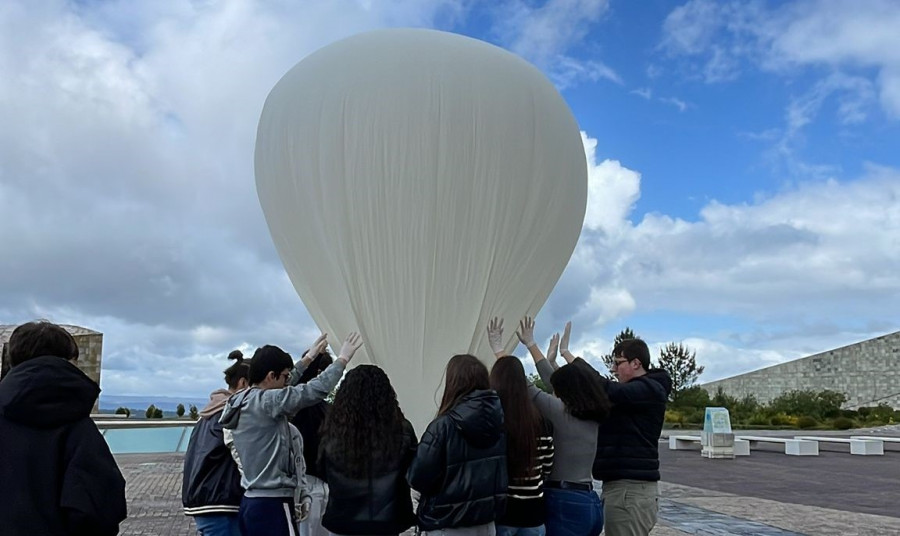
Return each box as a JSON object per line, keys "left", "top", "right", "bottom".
{"left": 307, "top": 333, "right": 328, "bottom": 360}
{"left": 516, "top": 316, "right": 536, "bottom": 348}
{"left": 338, "top": 332, "right": 363, "bottom": 363}
{"left": 547, "top": 332, "right": 560, "bottom": 369}
{"left": 487, "top": 317, "right": 505, "bottom": 357}
{"left": 560, "top": 321, "right": 571, "bottom": 355}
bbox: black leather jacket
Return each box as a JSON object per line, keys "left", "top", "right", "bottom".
{"left": 182, "top": 410, "right": 243, "bottom": 515}
{"left": 407, "top": 390, "right": 508, "bottom": 531}
{"left": 320, "top": 419, "right": 418, "bottom": 535}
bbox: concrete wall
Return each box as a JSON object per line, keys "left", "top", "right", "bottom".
{"left": 702, "top": 331, "right": 900, "bottom": 409}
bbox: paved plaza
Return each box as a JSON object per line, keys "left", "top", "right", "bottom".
{"left": 118, "top": 429, "right": 900, "bottom": 536}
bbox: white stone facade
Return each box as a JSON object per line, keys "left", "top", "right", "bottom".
{"left": 702, "top": 331, "right": 900, "bottom": 409}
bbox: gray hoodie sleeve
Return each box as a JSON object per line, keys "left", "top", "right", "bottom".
{"left": 260, "top": 359, "right": 346, "bottom": 419}
{"left": 536, "top": 358, "right": 555, "bottom": 393}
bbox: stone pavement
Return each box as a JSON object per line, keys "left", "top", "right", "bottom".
{"left": 117, "top": 445, "right": 900, "bottom": 536}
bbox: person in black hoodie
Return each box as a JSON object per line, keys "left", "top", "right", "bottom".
{"left": 408, "top": 354, "right": 508, "bottom": 536}
{"left": 0, "top": 320, "right": 127, "bottom": 536}
{"left": 318, "top": 364, "right": 417, "bottom": 536}
{"left": 182, "top": 349, "right": 251, "bottom": 535}
{"left": 559, "top": 328, "right": 671, "bottom": 536}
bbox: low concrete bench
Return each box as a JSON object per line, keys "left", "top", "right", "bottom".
{"left": 669, "top": 435, "right": 750, "bottom": 456}
{"left": 736, "top": 435, "right": 819, "bottom": 456}
{"left": 851, "top": 436, "right": 900, "bottom": 444}
{"left": 795, "top": 436, "right": 884, "bottom": 455}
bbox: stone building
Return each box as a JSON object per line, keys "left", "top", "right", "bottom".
{"left": 0, "top": 323, "right": 104, "bottom": 413}
{"left": 702, "top": 330, "right": 900, "bottom": 409}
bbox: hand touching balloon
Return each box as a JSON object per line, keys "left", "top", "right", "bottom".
{"left": 487, "top": 317, "right": 505, "bottom": 358}
{"left": 337, "top": 332, "right": 364, "bottom": 364}
{"left": 516, "top": 317, "right": 536, "bottom": 348}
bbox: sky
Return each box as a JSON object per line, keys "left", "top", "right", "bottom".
{"left": 1, "top": 0, "right": 899, "bottom": 399}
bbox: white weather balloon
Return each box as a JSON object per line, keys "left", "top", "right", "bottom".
{"left": 255, "top": 29, "right": 587, "bottom": 430}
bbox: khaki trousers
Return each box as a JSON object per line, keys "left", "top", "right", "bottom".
{"left": 600, "top": 480, "right": 658, "bottom": 536}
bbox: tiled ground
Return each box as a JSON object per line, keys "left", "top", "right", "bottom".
{"left": 118, "top": 434, "right": 900, "bottom": 536}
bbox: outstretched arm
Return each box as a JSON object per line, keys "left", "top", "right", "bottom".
{"left": 517, "top": 316, "right": 546, "bottom": 365}
{"left": 264, "top": 332, "right": 363, "bottom": 418}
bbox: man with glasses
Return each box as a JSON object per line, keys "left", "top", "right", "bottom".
{"left": 220, "top": 333, "right": 363, "bottom": 536}
{"left": 589, "top": 338, "right": 671, "bottom": 536}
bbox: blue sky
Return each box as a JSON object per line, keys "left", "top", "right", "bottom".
{"left": 1, "top": 0, "right": 898, "bottom": 397}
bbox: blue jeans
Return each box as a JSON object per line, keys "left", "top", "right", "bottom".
{"left": 496, "top": 525, "right": 545, "bottom": 536}
{"left": 194, "top": 514, "right": 242, "bottom": 536}
{"left": 544, "top": 488, "right": 604, "bottom": 536}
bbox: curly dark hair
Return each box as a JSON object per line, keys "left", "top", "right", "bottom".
{"left": 550, "top": 363, "right": 611, "bottom": 422}
{"left": 319, "top": 365, "right": 407, "bottom": 478}
{"left": 491, "top": 356, "right": 542, "bottom": 479}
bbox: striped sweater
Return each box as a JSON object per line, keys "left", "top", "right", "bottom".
{"left": 497, "top": 421, "right": 555, "bottom": 528}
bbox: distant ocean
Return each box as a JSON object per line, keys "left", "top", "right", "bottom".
{"left": 99, "top": 394, "right": 210, "bottom": 413}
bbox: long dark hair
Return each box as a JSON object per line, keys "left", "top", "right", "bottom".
{"left": 437, "top": 354, "right": 490, "bottom": 416}
{"left": 491, "top": 356, "right": 542, "bottom": 479}
{"left": 550, "top": 363, "right": 611, "bottom": 422}
{"left": 320, "top": 365, "right": 406, "bottom": 478}
{"left": 223, "top": 350, "right": 250, "bottom": 389}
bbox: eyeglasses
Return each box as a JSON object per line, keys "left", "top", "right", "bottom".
{"left": 278, "top": 371, "right": 291, "bottom": 382}
{"left": 611, "top": 359, "right": 629, "bottom": 369}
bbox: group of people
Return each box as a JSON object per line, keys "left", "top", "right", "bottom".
{"left": 0, "top": 318, "right": 671, "bottom": 536}
{"left": 181, "top": 317, "right": 672, "bottom": 536}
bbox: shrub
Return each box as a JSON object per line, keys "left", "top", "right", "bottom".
{"left": 114, "top": 407, "right": 130, "bottom": 418}
{"left": 796, "top": 416, "right": 818, "bottom": 429}
{"left": 769, "top": 413, "right": 793, "bottom": 426}
{"left": 145, "top": 404, "right": 157, "bottom": 419}
{"left": 770, "top": 389, "right": 847, "bottom": 421}
{"left": 189, "top": 404, "right": 199, "bottom": 420}
{"left": 665, "top": 410, "right": 684, "bottom": 425}
{"left": 671, "top": 386, "right": 710, "bottom": 409}
{"left": 176, "top": 403, "right": 186, "bottom": 417}
{"left": 748, "top": 413, "right": 769, "bottom": 426}
{"left": 832, "top": 416, "right": 855, "bottom": 430}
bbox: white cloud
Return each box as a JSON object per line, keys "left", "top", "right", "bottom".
{"left": 543, "top": 133, "right": 900, "bottom": 381}
{"left": 661, "top": 0, "right": 900, "bottom": 118}
{"left": 491, "top": 0, "right": 618, "bottom": 89}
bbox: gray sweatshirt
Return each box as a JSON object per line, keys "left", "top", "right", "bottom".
{"left": 219, "top": 358, "right": 346, "bottom": 498}
{"left": 529, "top": 358, "right": 598, "bottom": 484}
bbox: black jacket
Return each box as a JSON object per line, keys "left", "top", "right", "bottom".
{"left": 407, "top": 390, "right": 507, "bottom": 531}
{"left": 182, "top": 406, "right": 243, "bottom": 515}
{"left": 0, "top": 356, "right": 127, "bottom": 536}
{"left": 320, "top": 419, "right": 418, "bottom": 535}
{"left": 592, "top": 366, "right": 672, "bottom": 482}
{"left": 290, "top": 400, "right": 328, "bottom": 479}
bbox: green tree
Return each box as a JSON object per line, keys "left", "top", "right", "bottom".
{"left": 602, "top": 327, "right": 638, "bottom": 374}
{"left": 528, "top": 373, "right": 552, "bottom": 394}
{"left": 145, "top": 404, "right": 158, "bottom": 419}
{"left": 656, "top": 342, "right": 704, "bottom": 401}
{"left": 189, "top": 404, "right": 199, "bottom": 420}
{"left": 176, "top": 403, "right": 186, "bottom": 418}
{"left": 114, "top": 407, "right": 131, "bottom": 418}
